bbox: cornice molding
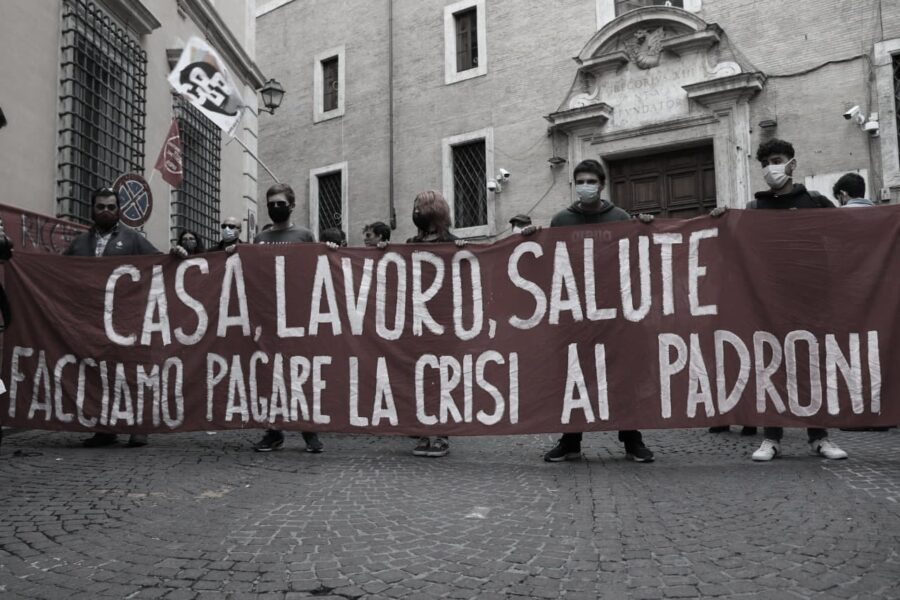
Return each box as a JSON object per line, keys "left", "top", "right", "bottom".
{"left": 100, "top": 0, "right": 161, "bottom": 35}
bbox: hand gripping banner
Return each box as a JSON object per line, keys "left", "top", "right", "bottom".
{"left": 2, "top": 208, "right": 899, "bottom": 435}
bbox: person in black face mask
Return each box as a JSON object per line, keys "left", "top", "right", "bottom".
{"left": 251, "top": 183, "right": 323, "bottom": 454}
{"left": 394, "top": 191, "right": 466, "bottom": 457}
{"left": 64, "top": 186, "right": 160, "bottom": 448}
{"left": 254, "top": 183, "right": 315, "bottom": 245}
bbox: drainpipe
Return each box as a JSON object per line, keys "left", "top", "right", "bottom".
{"left": 388, "top": 0, "right": 396, "bottom": 229}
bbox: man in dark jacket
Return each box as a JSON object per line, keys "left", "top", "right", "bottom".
{"left": 540, "top": 159, "right": 656, "bottom": 463}
{"left": 748, "top": 139, "right": 847, "bottom": 462}
{"left": 65, "top": 187, "right": 159, "bottom": 447}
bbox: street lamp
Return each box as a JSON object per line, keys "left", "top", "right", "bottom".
{"left": 259, "top": 78, "right": 285, "bottom": 114}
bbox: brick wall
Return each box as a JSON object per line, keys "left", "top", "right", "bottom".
{"left": 257, "top": 0, "right": 900, "bottom": 243}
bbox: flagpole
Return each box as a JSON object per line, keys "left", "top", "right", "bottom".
{"left": 230, "top": 134, "right": 280, "bottom": 184}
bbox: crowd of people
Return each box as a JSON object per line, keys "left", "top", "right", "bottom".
{"left": 2, "top": 137, "right": 885, "bottom": 461}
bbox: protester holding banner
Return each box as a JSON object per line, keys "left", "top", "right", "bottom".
{"left": 64, "top": 187, "right": 160, "bottom": 447}
{"left": 172, "top": 229, "right": 205, "bottom": 258}
{"left": 748, "top": 139, "right": 847, "bottom": 461}
{"left": 216, "top": 216, "right": 243, "bottom": 253}
{"left": 403, "top": 191, "right": 467, "bottom": 458}
{"left": 252, "top": 183, "right": 323, "bottom": 453}
{"left": 538, "top": 159, "right": 656, "bottom": 463}
{"left": 321, "top": 228, "right": 348, "bottom": 248}
{"left": 363, "top": 222, "right": 391, "bottom": 247}
{"left": 833, "top": 173, "right": 875, "bottom": 208}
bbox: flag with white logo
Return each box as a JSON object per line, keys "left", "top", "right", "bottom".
{"left": 167, "top": 37, "right": 245, "bottom": 134}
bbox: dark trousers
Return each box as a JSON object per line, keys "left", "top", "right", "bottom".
{"left": 560, "top": 430, "right": 642, "bottom": 448}
{"left": 763, "top": 427, "right": 827, "bottom": 442}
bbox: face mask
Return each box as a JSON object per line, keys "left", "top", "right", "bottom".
{"left": 575, "top": 183, "right": 600, "bottom": 203}
{"left": 763, "top": 160, "right": 794, "bottom": 190}
{"left": 182, "top": 239, "right": 197, "bottom": 251}
{"left": 268, "top": 204, "right": 291, "bottom": 223}
{"left": 93, "top": 210, "right": 118, "bottom": 231}
{"left": 511, "top": 226, "right": 523, "bottom": 234}
{"left": 412, "top": 212, "right": 430, "bottom": 230}
{"left": 221, "top": 228, "right": 239, "bottom": 242}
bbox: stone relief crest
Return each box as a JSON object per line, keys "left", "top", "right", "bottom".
{"left": 623, "top": 27, "right": 667, "bottom": 70}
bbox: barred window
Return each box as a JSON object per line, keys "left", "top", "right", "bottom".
{"left": 894, "top": 54, "right": 900, "bottom": 169}
{"left": 455, "top": 8, "right": 478, "bottom": 72}
{"left": 452, "top": 140, "right": 487, "bottom": 229}
{"left": 171, "top": 96, "right": 221, "bottom": 248}
{"left": 317, "top": 171, "right": 343, "bottom": 238}
{"left": 57, "top": 0, "right": 147, "bottom": 224}
{"left": 615, "top": 0, "right": 683, "bottom": 15}
{"left": 322, "top": 56, "right": 339, "bottom": 112}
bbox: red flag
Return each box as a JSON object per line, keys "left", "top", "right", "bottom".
{"left": 154, "top": 119, "right": 183, "bottom": 188}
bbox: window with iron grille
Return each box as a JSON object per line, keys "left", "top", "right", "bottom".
{"left": 57, "top": 0, "right": 147, "bottom": 224}
{"left": 455, "top": 8, "right": 478, "bottom": 72}
{"left": 171, "top": 96, "right": 221, "bottom": 248}
{"left": 322, "top": 56, "right": 339, "bottom": 112}
{"left": 452, "top": 140, "right": 487, "bottom": 229}
{"left": 615, "top": 0, "right": 683, "bottom": 15}
{"left": 317, "top": 171, "right": 343, "bottom": 238}
{"left": 894, "top": 54, "right": 900, "bottom": 169}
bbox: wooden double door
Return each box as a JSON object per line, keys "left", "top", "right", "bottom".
{"left": 607, "top": 145, "right": 716, "bottom": 218}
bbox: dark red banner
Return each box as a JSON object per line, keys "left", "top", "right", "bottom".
{"left": 0, "top": 204, "right": 88, "bottom": 254}
{"left": 2, "top": 208, "right": 898, "bottom": 434}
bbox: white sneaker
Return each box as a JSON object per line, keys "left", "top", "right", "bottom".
{"left": 810, "top": 439, "right": 848, "bottom": 460}
{"left": 752, "top": 439, "right": 780, "bottom": 461}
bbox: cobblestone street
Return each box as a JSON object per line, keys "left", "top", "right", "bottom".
{"left": 1, "top": 428, "right": 899, "bottom": 599}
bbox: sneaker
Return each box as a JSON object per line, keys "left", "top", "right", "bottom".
{"left": 708, "top": 426, "right": 730, "bottom": 433}
{"left": 740, "top": 426, "right": 758, "bottom": 436}
{"left": 302, "top": 432, "right": 324, "bottom": 453}
{"left": 83, "top": 433, "right": 117, "bottom": 447}
{"left": 412, "top": 437, "right": 430, "bottom": 457}
{"left": 253, "top": 430, "right": 284, "bottom": 452}
{"left": 543, "top": 440, "right": 581, "bottom": 462}
{"left": 625, "top": 442, "right": 655, "bottom": 463}
{"left": 810, "top": 439, "right": 848, "bottom": 460}
{"left": 127, "top": 434, "right": 148, "bottom": 447}
{"left": 425, "top": 437, "right": 450, "bottom": 458}
{"left": 752, "top": 439, "right": 780, "bottom": 461}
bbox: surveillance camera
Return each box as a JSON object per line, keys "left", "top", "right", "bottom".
{"left": 498, "top": 168, "right": 511, "bottom": 180}
{"left": 843, "top": 106, "right": 861, "bottom": 121}
{"left": 487, "top": 179, "right": 500, "bottom": 192}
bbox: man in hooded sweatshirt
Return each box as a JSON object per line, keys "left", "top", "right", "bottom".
{"left": 541, "top": 159, "right": 655, "bottom": 463}
{"left": 747, "top": 139, "right": 848, "bottom": 462}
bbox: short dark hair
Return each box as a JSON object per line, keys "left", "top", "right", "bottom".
{"left": 92, "top": 186, "right": 118, "bottom": 205}
{"left": 573, "top": 159, "right": 606, "bottom": 183}
{"left": 833, "top": 172, "right": 866, "bottom": 199}
{"left": 363, "top": 221, "right": 391, "bottom": 241}
{"left": 266, "top": 182, "right": 295, "bottom": 206}
{"left": 755, "top": 139, "right": 795, "bottom": 165}
{"left": 320, "top": 227, "right": 347, "bottom": 245}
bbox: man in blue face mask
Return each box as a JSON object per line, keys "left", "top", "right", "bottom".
{"left": 540, "top": 159, "right": 656, "bottom": 463}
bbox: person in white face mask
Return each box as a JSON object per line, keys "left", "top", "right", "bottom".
{"left": 746, "top": 139, "right": 847, "bottom": 462}
{"left": 217, "top": 216, "right": 243, "bottom": 253}
{"left": 749, "top": 139, "right": 835, "bottom": 209}
{"left": 536, "top": 159, "right": 656, "bottom": 464}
